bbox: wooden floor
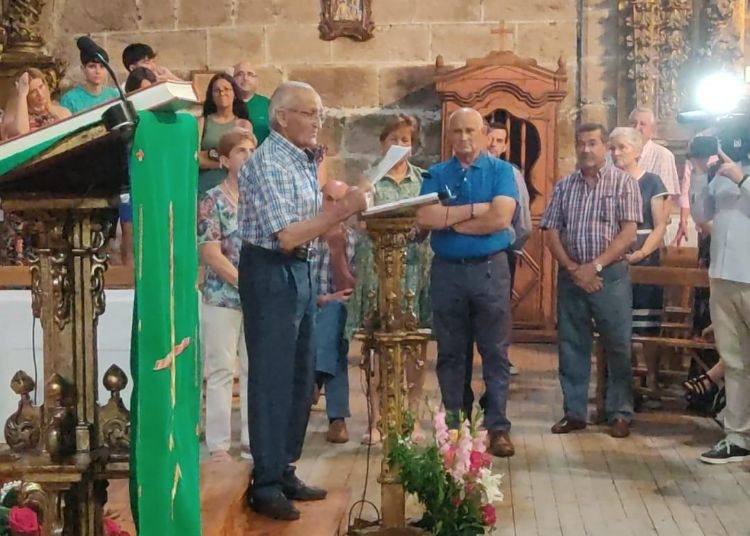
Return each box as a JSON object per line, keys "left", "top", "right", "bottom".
{"left": 114, "top": 343, "right": 750, "bottom": 535}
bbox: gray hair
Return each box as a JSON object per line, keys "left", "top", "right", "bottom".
{"left": 628, "top": 107, "right": 655, "bottom": 124}
{"left": 609, "top": 126, "right": 644, "bottom": 155}
{"left": 268, "top": 81, "right": 317, "bottom": 130}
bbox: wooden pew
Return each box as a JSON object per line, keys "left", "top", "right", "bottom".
{"left": 594, "top": 263, "right": 714, "bottom": 421}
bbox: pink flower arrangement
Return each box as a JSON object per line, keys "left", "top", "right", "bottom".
{"left": 103, "top": 517, "right": 131, "bottom": 536}
{"left": 432, "top": 408, "right": 503, "bottom": 528}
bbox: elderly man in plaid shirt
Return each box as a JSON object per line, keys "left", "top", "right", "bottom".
{"left": 237, "top": 81, "right": 367, "bottom": 521}
{"left": 541, "top": 123, "right": 642, "bottom": 439}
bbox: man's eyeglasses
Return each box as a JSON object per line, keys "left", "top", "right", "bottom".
{"left": 285, "top": 108, "right": 326, "bottom": 123}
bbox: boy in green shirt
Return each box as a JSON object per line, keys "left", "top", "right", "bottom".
{"left": 60, "top": 47, "right": 119, "bottom": 114}
{"left": 232, "top": 61, "right": 271, "bottom": 144}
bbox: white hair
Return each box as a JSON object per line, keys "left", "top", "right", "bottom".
{"left": 268, "top": 81, "right": 317, "bottom": 130}
{"left": 628, "top": 107, "right": 655, "bottom": 124}
{"left": 609, "top": 126, "right": 644, "bottom": 155}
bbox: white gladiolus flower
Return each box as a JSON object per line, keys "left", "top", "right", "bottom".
{"left": 478, "top": 468, "right": 504, "bottom": 504}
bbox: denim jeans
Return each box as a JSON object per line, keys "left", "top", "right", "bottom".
{"left": 239, "top": 244, "right": 316, "bottom": 499}
{"left": 314, "top": 301, "right": 350, "bottom": 420}
{"left": 431, "top": 252, "right": 512, "bottom": 432}
{"left": 557, "top": 261, "right": 633, "bottom": 423}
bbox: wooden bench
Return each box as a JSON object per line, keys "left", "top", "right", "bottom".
{"left": 594, "top": 263, "right": 714, "bottom": 421}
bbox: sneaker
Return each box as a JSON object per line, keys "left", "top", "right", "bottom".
{"left": 699, "top": 439, "right": 750, "bottom": 464}
{"left": 509, "top": 362, "right": 519, "bottom": 376}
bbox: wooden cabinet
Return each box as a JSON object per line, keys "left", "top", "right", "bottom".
{"left": 435, "top": 51, "right": 567, "bottom": 339}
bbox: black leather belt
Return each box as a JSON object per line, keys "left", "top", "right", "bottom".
{"left": 438, "top": 250, "right": 506, "bottom": 265}
{"left": 292, "top": 246, "right": 315, "bottom": 261}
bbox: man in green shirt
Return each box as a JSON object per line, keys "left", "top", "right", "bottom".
{"left": 233, "top": 61, "right": 271, "bottom": 144}
{"left": 60, "top": 47, "right": 119, "bottom": 114}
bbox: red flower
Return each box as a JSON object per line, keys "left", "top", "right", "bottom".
{"left": 469, "top": 450, "right": 492, "bottom": 474}
{"left": 103, "top": 517, "right": 130, "bottom": 536}
{"left": 8, "top": 506, "right": 40, "bottom": 536}
{"left": 481, "top": 504, "right": 497, "bottom": 526}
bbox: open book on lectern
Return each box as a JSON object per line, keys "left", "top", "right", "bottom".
{"left": 362, "top": 192, "right": 440, "bottom": 217}
{"left": 0, "top": 80, "right": 199, "bottom": 162}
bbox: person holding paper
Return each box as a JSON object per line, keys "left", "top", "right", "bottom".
{"left": 237, "top": 81, "right": 367, "bottom": 520}
{"left": 416, "top": 108, "right": 518, "bottom": 458}
{"left": 347, "top": 113, "right": 433, "bottom": 444}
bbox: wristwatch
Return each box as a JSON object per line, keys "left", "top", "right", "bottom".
{"left": 208, "top": 148, "right": 220, "bottom": 161}
{"left": 594, "top": 262, "right": 603, "bottom": 273}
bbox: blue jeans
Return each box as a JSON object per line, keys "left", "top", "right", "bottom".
{"left": 315, "top": 301, "right": 350, "bottom": 420}
{"left": 557, "top": 261, "right": 633, "bottom": 423}
{"left": 431, "top": 252, "right": 512, "bottom": 432}
{"left": 239, "top": 244, "right": 316, "bottom": 498}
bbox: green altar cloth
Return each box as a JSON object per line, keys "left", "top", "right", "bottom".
{"left": 129, "top": 110, "right": 201, "bottom": 535}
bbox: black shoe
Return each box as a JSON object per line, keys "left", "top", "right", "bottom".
{"left": 699, "top": 439, "right": 750, "bottom": 464}
{"left": 247, "top": 489, "right": 300, "bottom": 521}
{"left": 282, "top": 474, "right": 327, "bottom": 502}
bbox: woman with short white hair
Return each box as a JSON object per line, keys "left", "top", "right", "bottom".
{"left": 609, "top": 126, "right": 671, "bottom": 334}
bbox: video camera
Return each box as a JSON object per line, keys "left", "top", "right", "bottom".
{"left": 678, "top": 71, "right": 750, "bottom": 165}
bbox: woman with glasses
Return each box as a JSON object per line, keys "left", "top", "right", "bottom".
{"left": 347, "top": 113, "right": 433, "bottom": 444}
{"left": 198, "top": 73, "right": 252, "bottom": 193}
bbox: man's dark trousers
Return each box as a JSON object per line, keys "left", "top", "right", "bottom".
{"left": 239, "top": 244, "right": 316, "bottom": 500}
{"left": 461, "top": 249, "right": 517, "bottom": 416}
{"left": 557, "top": 261, "right": 633, "bottom": 423}
{"left": 431, "top": 251, "right": 512, "bottom": 431}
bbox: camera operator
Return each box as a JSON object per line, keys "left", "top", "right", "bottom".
{"left": 690, "top": 135, "right": 750, "bottom": 465}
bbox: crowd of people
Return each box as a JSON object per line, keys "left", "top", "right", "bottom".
{"left": 1, "top": 39, "right": 748, "bottom": 524}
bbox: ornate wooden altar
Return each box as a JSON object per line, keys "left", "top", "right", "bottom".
{"left": 435, "top": 51, "right": 567, "bottom": 339}
{"left": 0, "top": 125, "right": 130, "bottom": 536}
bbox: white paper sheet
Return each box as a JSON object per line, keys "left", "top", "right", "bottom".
{"left": 366, "top": 145, "right": 411, "bottom": 185}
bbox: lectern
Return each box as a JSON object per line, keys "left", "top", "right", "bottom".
{"left": 0, "top": 82, "right": 198, "bottom": 535}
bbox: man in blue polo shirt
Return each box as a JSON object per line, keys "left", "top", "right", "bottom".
{"left": 417, "top": 108, "right": 518, "bottom": 457}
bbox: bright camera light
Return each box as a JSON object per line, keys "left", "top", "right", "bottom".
{"left": 696, "top": 72, "right": 745, "bottom": 115}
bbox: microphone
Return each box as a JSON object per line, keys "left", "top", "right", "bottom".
{"left": 76, "top": 36, "right": 138, "bottom": 136}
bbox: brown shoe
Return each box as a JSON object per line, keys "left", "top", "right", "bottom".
{"left": 551, "top": 417, "right": 587, "bottom": 434}
{"left": 326, "top": 419, "right": 349, "bottom": 443}
{"left": 610, "top": 418, "right": 630, "bottom": 438}
{"left": 488, "top": 431, "right": 515, "bottom": 457}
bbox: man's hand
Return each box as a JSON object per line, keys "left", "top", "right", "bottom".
{"left": 317, "top": 288, "right": 353, "bottom": 306}
{"left": 571, "top": 263, "right": 603, "bottom": 294}
{"left": 333, "top": 187, "right": 368, "bottom": 221}
{"left": 716, "top": 150, "right": 744, "bottom": 184}
{"left": 15, "top": 72, "right": 29, "bottom": 97}
{"left": 671, "top": 217, "right": 688, "bottom": 246}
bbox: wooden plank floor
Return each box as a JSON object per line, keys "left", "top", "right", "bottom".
{"left": 116, "top": 343, "right": 750, "bottom": 535}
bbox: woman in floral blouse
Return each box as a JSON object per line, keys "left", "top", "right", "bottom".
{"left": 348, "top": 114, "right": 433, "bottom": 443}
{"left": 197, "top": 128, "right": 256, "bottom": 460}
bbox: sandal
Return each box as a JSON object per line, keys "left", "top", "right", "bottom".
{"left": 682, "top": 373, "right": 717, "bottom": 402}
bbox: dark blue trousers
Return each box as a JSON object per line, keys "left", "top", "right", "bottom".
{"left": 431, "top": 252, "right": 512, "bottom": 432}
{"left": 314, "top": 301, "right": 350, "bottom": 420}
{"left": 239, "top": 244, "right": 316, "bottom": 498}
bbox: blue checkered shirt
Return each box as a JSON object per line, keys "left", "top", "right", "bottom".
{"left": 315, "top": 227, "right": 357, "bottom": 295}
{"left": 238, "top": 130, "right": 321, "bottom": 249}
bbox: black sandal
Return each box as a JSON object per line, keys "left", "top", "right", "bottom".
{"left": 682, "top": 373, "right": 717, "bottom": 402}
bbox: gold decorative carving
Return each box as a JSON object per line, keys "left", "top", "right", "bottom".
{"left": 49, "top": 250, "right": 71, "bottom": 330}
{"left": 658, "top": 0, "right": 692, "bottom": 120}
{"left": 2, "top": 0, "right": 46, "bottom": 54}
{"left": 4, "top": 370, "right": 41, "bottom": 452}
{"left": 28, "top": 251, "right": 42, "bottom": 318}
{"left": 99, "top": 365, "right": 130, "bottom": 455}
{"left": 698, "top": 0, "right": 743, "bottom": 68}
{"left": 91, "top": 229, "right": 108, "bottom": 320}
{"left": 44, "top": 373, "right": 75, "bottom": 460}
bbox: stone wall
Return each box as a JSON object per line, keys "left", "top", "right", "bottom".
{"left": 41, "top": 0, "right": 621, "bottom": 179}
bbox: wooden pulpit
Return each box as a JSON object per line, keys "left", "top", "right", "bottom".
{"left": 0, "top": 83, "right": 198, "bottom": 535}
{"left": 435, "top": 51, "right": 568, "bottom": 340}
